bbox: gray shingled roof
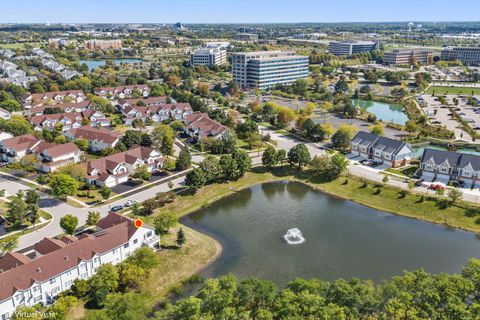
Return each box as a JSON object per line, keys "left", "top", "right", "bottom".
{"left": 373, "top": 136, "right": 407, "bottom": 155}
{"left": 457, "top": 153, "right": 480, "bottom": 171}
{"left": 351, "top": 131, "right": 379, "bottom": 147}
{"left": 420, "top": 148, "right": 461, "bottom": 167}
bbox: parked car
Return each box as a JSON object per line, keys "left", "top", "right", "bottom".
{"left": 110, "top": 205, "right": 124, "bottom": 212}
{"left": 124, "top": 199, "right": 138, "bottom": 207}
{"left": 414, "top": 179, "right": 424, "bottom": 187}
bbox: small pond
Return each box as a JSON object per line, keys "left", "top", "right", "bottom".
{"left": 352, "top": 99, "right": 409, "bottom": 125}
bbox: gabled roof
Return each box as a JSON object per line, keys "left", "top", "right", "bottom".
{"left": 351, "top": 131, "right": 412, "bottom": 155}
{"left": 420, "top": 148, "right": 461, "bottom": 167}
{"left": 458, "top": 153, "right": 480, "bottom": 171}
{"left": 66, "top": 126, "right": 120, "bottom": 144}
{"left": 21, "top": 90, "right": 85, "bottom": 103}
{"left": 185, "top": 113, "right": 228, "bottom": 138}
{"left": 0, "top": 134, "right": 39, "bottom": 152}
{"left": 351, "top": 131, "right": 379, "bottom": 147}
{"left": 87, "top": 146, "right": 161, "bottom": 175}
{"left": 37, "top": 142, "right": 79, "bottom": 158}
{"left": 0, "top": 213, "right": 140, "bottom": 301}
{"left": 29, "top": 101, "right": 91, "bottom": 115}
{"left": 118, "top": 96, "right": 168, "bottom": 106}
{"left": 0, "top": 252, "right": 31, "bottom": 272}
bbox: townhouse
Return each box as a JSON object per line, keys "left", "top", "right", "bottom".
{"left": 0, "top": 212, "right": 159, "bottom": 319}
{"left": 30, "top": 110, "right": 110, "bottom": 132}
{"left": 420, "top": 148, "right": 480, "bottom": 187}
{"left": 0, "top": 135, "right": 82, "bottom": 172}
{"left": 0, "top": 134, "right": 42, "bottom": 163}
{"left": 86, "top": 146, "right": 164, "bottom": 187}
{"left": 184, "top": 113, "right": 229, "bottom": 140}
{"left": 122, "top": 103, "right": 193, "bottom": 126}
{"left": 64, "top": 126, "right": 121, "bottom": 152}
{"left": 35, "top": 142, "right": 82, "bottom": 173}
{"left": 94, "top": 85, "right": 150, "bottom": 99}
{"left": 21, "top": 90, "right": 86, "bottom": 109}
{"left": 26, "top": 101, "right": 92, "bottom": 117}
{"left": 116, "top": 96, "right": 169, "bottom": 110}
{"left": 350, "top": 131, "right": 414, "bottom": 168}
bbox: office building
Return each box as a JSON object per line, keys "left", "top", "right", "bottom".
{"left": 383, "top": 48, "right": 434, "bottom": 65}
{"left": 233, "top": 33, "right": 259, "bottom": 42}
{"left": 190, "top": 43, "right": 227, "bottom": 67}
{"left": 231, "top": 51, "right": 309, "bottom": 89}
{"left": 328, "top": 40, "right": 379, "bottom": 56}
{"left": 85, "top": 39, "right": 122, "bottom": 50}
{"left": 441, "top": 47, "right": 480, "bottom": 66}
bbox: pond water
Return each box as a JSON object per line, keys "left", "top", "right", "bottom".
{"left": 79, "top": 58, "right": 143, "bottom": 70}
{"left": 183, "top": 181, "right": 480, "bottom": 286}
{"left": 352, "top": 99, "right": 409, "bottom": 125}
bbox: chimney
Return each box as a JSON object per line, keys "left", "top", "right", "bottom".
{"left": 64, "top": 256, "right": 69, "bottom": 261}
{"left": 36, "top": 267, "right": 41, "bottom": 273}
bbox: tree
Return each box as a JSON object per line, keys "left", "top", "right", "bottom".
{"left": 49, "top": 174, "right": 78, "bottom": 199}
{"left": 448, "top": 188, "right": 463, "bottom": 204}
{"left": 153, "top": 213, "right": 178, "bottom": 235}
{"left": 74, "top": 138, "right": 89, "bottom": 151}
{"left": 0, "top": 234, "right": 19, "bottom": 254}
{"left": 60, "top": 214, "right": 78, "bottom": 235}
{"left": 288, "top": 144, "right": 311, "bottom": 170}
{"left": 86, "top": 211, "right": 101, "bottom": 227}
{"left": 90, "top": 263, "right": 119, "bottom": 293}
{"left": 176, "top": 147, "right": 192, "bottom": 171}
{"left": 370, "top": 124, "right": 385, "bottom": 136}
{"left": 132, "top": 165, "right": 151, "bottom": 181}
{"left": 334, "top": 78, "right": 349, "bottom": 94}
{"left": 276, "top": 107, "right": 297, "bottom": 128}
{"left": 6, "top": 196, "right": 28, "bottom": 227}
{"left": 199, "top": 156, "right": 223, "bottom": 182}
{"left": 220, "top": 155, "right": 238, "bottom": 181}
{"left": 331, "top": 129, "right": 352, "bottom": 150}
{"left": 151, "top": 124, "right": 175, "bottom": 151}
{"left": 0, "top": 115, "right": 32, "bottom": 136}
{"left": 262, "top": 146, "right": 278, "bottom": 169}
{"left": 126, "top": 246, "right": 159, "bottom": 270}
{"left": 232, "top": 149, "right": 252, "bottom": 178}
{"left": 276, "top": 149, "right": 287, "bottom": 164}
{"left": 160, "top": 134, "right": 174, "bottom": 156}
{"left": 103, "top": 292, "right": 149, "bottom": 320}
{"left": 186, "top": 168, "right": 206, "bottom": 192}
{"left": 118, "top": 263, "right": 146, "bottom": 290}
{"left": 122, "top": 130, "right": 142, "bottom": 148}
{"left": 25, "top": 189, "right": 40, "bottom": 226}
{"left": 176, "top": 228, "right": 186, "bottom": 248}
{"left": 99, "top": 185, "right": 112, "bottom": 200}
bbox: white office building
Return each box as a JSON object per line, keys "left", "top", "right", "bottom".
{"left": 328, "top": 40, "right": 380, "bottom": 56}
{"left": 190, "top": 46, "right": 227, "bottom": 67}
{"left": 231, "top": 51, "right": 309, "bottom": 90}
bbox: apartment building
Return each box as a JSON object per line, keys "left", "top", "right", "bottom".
{"left": 350, "top": 131, "right": 414, "bottom": 168}
{"left": 85, "top": 39, "right": 122, "bottom": 50}
{"left": 86, "top": 146, "right": 164, "bottom": 187}
{"left": 21, "top": 91, "right": 86, "bottom": 109}
{"left": 328, "top": 40, "right": 380, "bottom": 56}
{"left": 233, "top": 33, "right": 258, "bottom": 42}
{"left": 420, "top": 149, "right": 480, "bottom": 187}
{"left": 48, "top": 38, "right": 74, "bottom": 48}
{"left": 190, "top": 46, "right": 227, "bottom": 67}
{"left": 441, "top": 46, "right": 480, "bottom": 66}
{"left": 383, "top": 48, "right": 434, "bottom": 65}
{"left": 64, "top": 126, "right": 121, "bottom": 152}
{"left": 231, "top": 51, "right": 309, "bottom": 89}
{"left": 0, "top": 212, "right": 159, "bottom": 319}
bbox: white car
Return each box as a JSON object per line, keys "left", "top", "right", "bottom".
{"left": 124, "top": 199, "right": 138, "bottom": 207}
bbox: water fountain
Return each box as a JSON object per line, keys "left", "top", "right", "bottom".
{"left": 283, "top": 228, "right": 305, "bottom": 244}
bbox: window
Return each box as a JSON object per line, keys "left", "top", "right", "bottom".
{"left": 94, "top": 257, "right": 99, "bottom": 263}
{"left": 49, "top": 278, "right": 56, "bottom": 284}
{"left": 34, "top": 296, "right": 42, "bottom": 303}
{"left": 2, "top": 312, "right": 10, "bottom": 320}
{"left": 133, "top": 239, "right": 138, "bottom": 244}
{"left": 15, "top": 293, "right": 24, "bottom": 302}
{"left": 33, "top": 285, "right": 40, "bottom": 292}
{"left": 124, "top": 243, "right": 130, "bottom": 249}
{"left": 146, "top": 231, "right": 152, "bottom": 238}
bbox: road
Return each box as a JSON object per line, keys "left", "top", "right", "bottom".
{"left": 0, "top": 174, "right": 186, "bottom": 250}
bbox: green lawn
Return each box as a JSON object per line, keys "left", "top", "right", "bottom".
{"left": 425, "top": 86, "right": 480, "bottom": 95}
{"left": 0, "top": 42, "right": 42, "bottom": 49}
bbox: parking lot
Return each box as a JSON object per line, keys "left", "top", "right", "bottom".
{"left": 420, "top": 94, "right": 476, "bottom": 142}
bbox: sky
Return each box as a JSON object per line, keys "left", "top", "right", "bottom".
{"left": 1, "top": 0, "right": 479, "bottom": 24}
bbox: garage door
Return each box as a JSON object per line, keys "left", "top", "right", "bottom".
{"left": 421, "top": 172, "right": 435, "bottom": 181}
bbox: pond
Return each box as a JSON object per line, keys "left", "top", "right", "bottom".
{"left": 183, "top": 181, "right": 480, "bottom": 286}
{"left": 79, "top": 58, "right": 143, "bottom": 70}
{"left": 352, "top": 99, "right": 409, "bottom": 125}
